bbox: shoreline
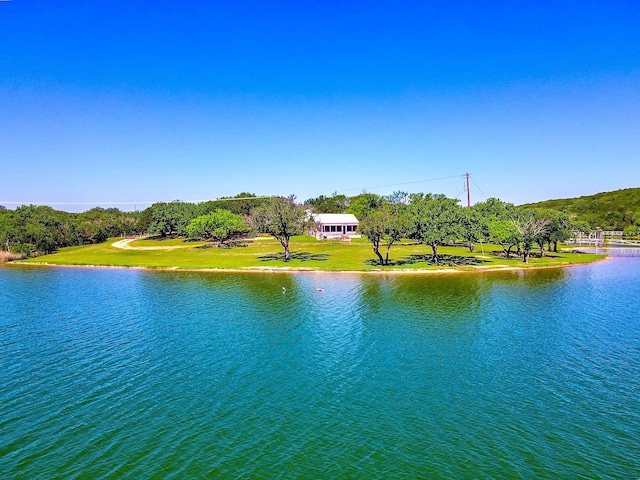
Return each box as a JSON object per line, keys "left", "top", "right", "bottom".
{"left": 5, "top": 256, "right": 611, "bottom": 275}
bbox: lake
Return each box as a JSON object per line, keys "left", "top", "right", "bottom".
{"left": 1, "top": 259, "right": 639, "bottom": 478}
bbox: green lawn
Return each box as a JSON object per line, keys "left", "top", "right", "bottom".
{"left": 19, "top": 237, "right": 605, "bottom": 272}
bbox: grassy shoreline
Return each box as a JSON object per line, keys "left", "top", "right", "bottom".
{"left": 12, "top": 236, "right": 607, "bottom": 274}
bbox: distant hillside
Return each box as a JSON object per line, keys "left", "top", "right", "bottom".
{"left": 522, "top": 187, "right": 640, "bottom": 230}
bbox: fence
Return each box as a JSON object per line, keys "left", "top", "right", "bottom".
{"left": 575, "top": 247, "right": 640, "bottom": 257}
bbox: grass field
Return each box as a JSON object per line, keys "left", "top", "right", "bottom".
{"left": 17, "top": 236, "right": 605, "bottom": 272}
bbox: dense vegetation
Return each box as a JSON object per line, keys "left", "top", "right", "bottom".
{"left": 1, "top": 189, "right": 592, "bottom": 266}
{"left": 351, "top": 194, "right": 584, "bottom": 265}
{"left": 0, "top": 205, "right": 148, "bottom": 257}
{"left": 0, "top": 193, "right": 266, "bottom": 258}
{"left": 522, "top": 187, "right": 640, "bottom": 232}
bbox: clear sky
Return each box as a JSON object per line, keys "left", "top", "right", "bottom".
{"left": 2, "top": 1, "right": 639, "bottom": 211}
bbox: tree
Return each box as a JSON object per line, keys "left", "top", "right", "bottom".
{"left": 304, "top": 192, "right": 348, "bottom": 213}
{"left": 346, "top": 193, "right": 386, "bottom": 219}
{"left": 0, "top": 206, "right": 68, "bottom": 255}
{"left": 474, "top": 197, "right": 516, "bottom": 219}
{"left": 359, "top": 206, "right": 410, "bottom": 265}
{"left": 199, "top": 193, "right": 267, "bottom": 217}
{"left": 533, "top": 209, "right": 573, "bottom": 254}
{"left": 148, "top": 201, "right": 198, "bottom": 237}
{"left": 572, "top": 220, "right": 592, "bottom": 237}
{"left": 548, "top": 210, "right": 574, "bottom": 253}
{"left": 474, "top": 198, "right": 520, "bottom": 257}
{"left": 512, "top": 210, "right": 550, "bottom": 263}
{"left": 407, "top": 193, "right": 465, "bottom": 264}
{"left": 187, "top": 210, "right": 249, "bottom": 246}
{"left": 487, "top": 218, "right": 520, "bottom": 258}
{"left": 0, "top": 204, "right": 142, "bottom": 257}
{"left": 251, "top": 196, "right": 310, "bottom": 261}
{"left": 461, "top": 207, "right": 488, "bottom": 252}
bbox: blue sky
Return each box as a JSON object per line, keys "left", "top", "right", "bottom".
{"left": 1, "top": 1, "right": 639, "bottom": 211}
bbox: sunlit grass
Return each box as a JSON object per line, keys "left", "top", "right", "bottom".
{"left": 19, "top": 237, "right": 605, "bottom": 272}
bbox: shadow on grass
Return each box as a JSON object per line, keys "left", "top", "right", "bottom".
{"left": 258, "top": 252, "right": 330, "bottom": 262}
{"left": 196, "top": 240, "right": 249, "bottom": 249}
{"left": 365, "top": 254, "right": 487, "bottom": 267}
{"left": 146, "top": 235, "right": 200, "bottom": 243}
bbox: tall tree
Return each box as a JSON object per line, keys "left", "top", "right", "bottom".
{"left": 186, "top": 210, "right": 250, "bottom": 246}
{"left": 407, "top": 193, "right": 465, "bottom": 264}
{"left": 251, "top": 196, "right": 310, "bottom": 261}
{"left": 512, "top": 210, "right": 550, "bottom": 263}
{"left": 346, "top": 193, "right": 386, "bottom": 219}
{"left": 359, "top": 206, "right": 410, "bottom": 265}
{"left": 546, "top": 210, "right": 574, "bottom": 253}
{"left": 474, "top": 197, "right": 517, "bottom": 219}
{"left": 487, "top": 218, "right": 520, "bottom": 258}
{"left": 461, "top": 207, "right": 488, "bottom": 252}
{"left": 475, "top": 198, "right": 519, "bottom": 257}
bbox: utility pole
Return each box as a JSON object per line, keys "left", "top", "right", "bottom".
{"left": 465, "top": 172, "right": 471, "bottom": 208}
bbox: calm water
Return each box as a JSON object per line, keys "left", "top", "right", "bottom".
{"left": 1, "top": 260, "right": 639, "bottom": 479}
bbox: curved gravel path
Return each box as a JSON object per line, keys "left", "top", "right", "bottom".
{"left": 111, "top": 238, "right": 190, "bottom": 251}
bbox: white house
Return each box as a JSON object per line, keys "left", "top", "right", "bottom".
{"left": 311, "top": 213, "right": 360, "bottom": 240}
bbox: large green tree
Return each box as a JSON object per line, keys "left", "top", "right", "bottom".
{"left": 148, "top": 201, "right": 198, "bottom": 237}
{"left": 251, "top": 196, "right": 310, "bottom": 261}
{"left": 407, "top": 193, "right": 465, "bottom": 264}
{"left": 534, "top": 209, "right": 573, "bottom": 254}
{"left": 359, "top": 206, "right": 410, "bottom": 265}
{"left": 346, "top": 193, "right": 386, "bottom": 219}
{"left": 487, "top": 218, "right": 520, "bottom": 258}
{"left": 461, "top": 207, "right": 488, "bottom": 252}
{"left": 186, "top": 210, "right": 249, "bottom": 246}
{"left": 475, "top": 198, "right": 519, "bottom": 257}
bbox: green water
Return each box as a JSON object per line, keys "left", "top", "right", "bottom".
{"left": 1, "top": 260, "right": 639, "bottom": 478}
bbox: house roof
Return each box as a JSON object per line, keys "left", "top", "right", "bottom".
{"left": 312, "top": 213, "right": 359, "bottom": 224}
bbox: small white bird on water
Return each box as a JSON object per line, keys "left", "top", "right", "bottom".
{"left": 282, "top": 287, "right": 286, "bottom": 293}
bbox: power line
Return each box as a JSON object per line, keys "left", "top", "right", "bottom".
{"left": 1, "top": 174, "right": 480, "bottom": 206}
{"left": 470, "top": 178, "right": 489, "bottom": 202}
{"left": 453, "top": 189, "right": 468, "bottom": 201}
{"left": 339, "top": 174, "right": 466, "bottom": 193}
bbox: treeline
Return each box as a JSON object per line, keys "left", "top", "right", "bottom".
{"left": 0, "top": 205, "right": 148, "bottom": 256}
{"left": 335, "top": 192, "right": 589, "bottom": 265}
{"left": 0, "top": 193, "right": 267, "bottom": 257}
{"left": 146, "top": 193, "right": 266, "bottom": 237}
{"left": 1, "top": 191, "right": 589, "bottom": 265}
{"left": 522, "top": 187, "right": 640, "bottom": 232}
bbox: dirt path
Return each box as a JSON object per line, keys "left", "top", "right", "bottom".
{"left": 111, "top": 238, "right": 191, "bottom": 251}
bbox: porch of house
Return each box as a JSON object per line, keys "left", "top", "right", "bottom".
{"left": 311, "top": 213, "right": 360, "bottom": 240}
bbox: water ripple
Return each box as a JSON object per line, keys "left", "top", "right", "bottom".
{"left": 1, "top": 262, "right": 640, "bottom": 478}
